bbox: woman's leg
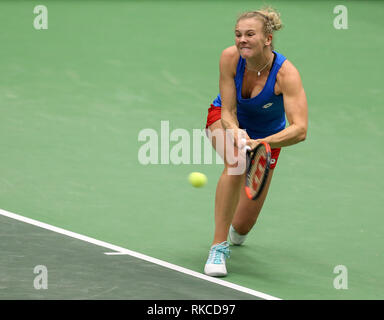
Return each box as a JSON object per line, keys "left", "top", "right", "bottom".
{"left": 208, "top": 119, "right": 275, "bottom": 241}
{"left": 207, "top": 120, "right": 245, "bottom": 245}
{"left": 212, "top": 166, "right": 244, "bottom": 245}
{"left": 204, "top": 119, "right": 245, "bottom": 276}
{"left": 205, "top": 119, "right": 276, "bottom": 276}
{"left": 231, "top": 168, "right": 274, "bottom": 236}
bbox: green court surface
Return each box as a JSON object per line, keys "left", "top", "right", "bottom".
{"left": 1, "top": 0, "right": 383, "bottom": 300}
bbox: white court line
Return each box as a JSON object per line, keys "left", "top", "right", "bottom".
{"left": 0, "top": 208, "right": 281, "bottom": 300}
{"left": 104, "top": 252, "right": 130, "bottom": 255}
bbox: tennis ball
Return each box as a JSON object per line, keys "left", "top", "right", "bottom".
{"left": 188, "top": 172, "right": 207, "bottom": 188}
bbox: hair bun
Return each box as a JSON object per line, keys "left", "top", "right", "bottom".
{"left": 260, "top": 7, "right": 283, "bottom": 31}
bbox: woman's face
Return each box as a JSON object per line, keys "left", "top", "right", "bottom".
{"left": 235, "top": 18, "right": 268, "bottom": 59}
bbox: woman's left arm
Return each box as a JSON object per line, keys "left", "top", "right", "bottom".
{"left": 251, "top": 61, "right": 308, "bottom": 149}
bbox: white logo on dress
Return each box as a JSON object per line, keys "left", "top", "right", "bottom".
{"left": 262, "top": 103, "right": 273, "bottom": 109}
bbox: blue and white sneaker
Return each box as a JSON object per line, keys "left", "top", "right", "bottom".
{"left": 204, "top": 241, "right": 230, "bottom": 277}
{"left": 229, "top": 225, "right": 247, "bottom": 246}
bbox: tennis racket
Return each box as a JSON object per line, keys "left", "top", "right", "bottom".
{"left": 244, "top": 141, "right": 272, "bottom": 200}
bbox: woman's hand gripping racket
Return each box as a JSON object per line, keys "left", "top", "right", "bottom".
{"left": 242, "top": 140, "right": 272, "bottom": 200}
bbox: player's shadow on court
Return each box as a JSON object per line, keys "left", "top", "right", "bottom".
{"left": 228, "top": 244, "right": 279, "bottom": 280}
{"left": 228, "top": 243, "right": 329, "bottom": 286}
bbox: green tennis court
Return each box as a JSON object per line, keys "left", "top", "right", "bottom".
{"left": 1, "top": 0, "right": 383, "bottom": 300}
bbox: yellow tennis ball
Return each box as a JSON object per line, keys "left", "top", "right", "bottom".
{"left": 188, "top": 172, "right": 207, "bottom": 188}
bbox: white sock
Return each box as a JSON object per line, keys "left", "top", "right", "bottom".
{"left": 229, "top": 225, "right": 247, "bottom": 245}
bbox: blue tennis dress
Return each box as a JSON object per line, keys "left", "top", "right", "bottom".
{"left": 211, "top": 50, "right": 287, "bottom": 139}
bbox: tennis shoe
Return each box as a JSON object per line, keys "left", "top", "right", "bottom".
{"left": 229, "top": 225, "right": 247, "bottom": 246}
{"left": 204, "top": 241, "right": 230, "bottom": 277}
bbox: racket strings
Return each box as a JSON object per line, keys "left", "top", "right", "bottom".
{"left": 248, "top": 148, "right": 268, "bottom": 196}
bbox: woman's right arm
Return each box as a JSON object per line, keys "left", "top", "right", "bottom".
{"left": 219, "top": 47, "right": 248, "bottom": 147}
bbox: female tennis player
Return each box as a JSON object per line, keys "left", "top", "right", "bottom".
{"left": 204, "top": 7, "right": 308, "bottom": 277}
